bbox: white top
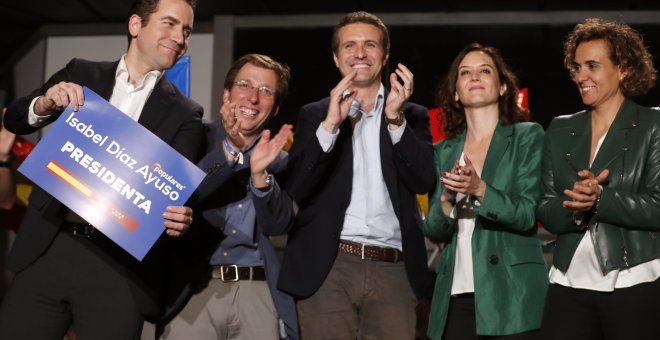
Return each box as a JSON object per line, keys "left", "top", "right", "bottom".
{"left": 316, "top": 84, "right": 406, "bottom": 250}
{"left": 29, "top": 55, "right": 162, "bottom": 126}
{"left": 549, "top": 132, "right": 660, "bottom": 291}
{"left": 451, "top": 154, "right": 476, "bottom": 294}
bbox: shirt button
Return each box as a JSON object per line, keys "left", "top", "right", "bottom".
{"left": 223, "top": 252, "right": 228, "bottom": 256}
{"left": 238, "top": 204, "right": 243, "bottom": 208}
{"left": 489, "top": 255, "right": 499, "bottom": 265}
{"left": 232, "top": 229, "right": 237, "bottom": 234}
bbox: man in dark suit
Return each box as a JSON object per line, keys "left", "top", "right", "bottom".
{"left": 0, "top": 0, "right": 204, "bottom": 339}
{"left": 278, "top": 11, "right": 436, "bottom": 339}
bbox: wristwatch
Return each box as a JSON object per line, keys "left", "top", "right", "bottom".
{"left": 253, "top": 173, "right": 273, "bottom": 192}
{"left": 386, "top": 110, "right": 405, "bottom": 126}
{"left": 0, "top": 151, "right": 15, "bottom": 168}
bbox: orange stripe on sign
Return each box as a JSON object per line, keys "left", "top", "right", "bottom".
{"left": 46, "top": 160, "right": 139, "bottom": 233}
{"left": 47, "top": 160, "right": 93, "bottom": 197}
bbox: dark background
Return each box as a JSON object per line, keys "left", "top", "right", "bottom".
{"left": 2, "top": 1, "right": 660, "bottom": 130}
{"left": 235, "top": 23, "right": 660, "bottom": 131}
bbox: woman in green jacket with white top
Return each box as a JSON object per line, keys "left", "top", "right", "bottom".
{"left": 423, "top": 43, "right": 548, "bottom": 340}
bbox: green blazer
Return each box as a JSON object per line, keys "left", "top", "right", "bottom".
{"left": 537, "top": 99, "right": 660, "bottom": 273}
{"left": 423, "top": 122, "right": 548, "bottom": 339}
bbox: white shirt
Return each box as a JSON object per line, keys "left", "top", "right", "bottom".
{"left": 450, "top": 153, "right": 477, "bottom": 294}
{"left": 29, "top": 55, "right": 162, "bottom": 125}
{"left": 316, "top": 84, "right": 406, "bottom": 250}
{"left": 549, "top": 132, "right": 660, "bottom": 291}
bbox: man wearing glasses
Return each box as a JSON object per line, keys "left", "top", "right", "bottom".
{"left": 159, "top": 54, "right": 298, "bottom": 340}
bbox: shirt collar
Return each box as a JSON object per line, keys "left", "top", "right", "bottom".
{"left": 348, "top": 83, "right": 385, "bottom": 118}
{"left": 374, "top": 83, "right": 385, "bottom": 114}
{"left": 242, "top": 131, "right": 264, "bottom": 154}
{"left": 115, "top": 55, "right": 163, "bottom": 91}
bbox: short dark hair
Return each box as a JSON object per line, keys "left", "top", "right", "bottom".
{"left": 564, "top": 18, "right": 656, "bottom": 97}
{"left": 224, "top": 54, "right": 291, "bottom": 108}
{"left": 332, "top": 11, "right": 390, "bottom": 54}
{"left": 436, "top": 43, "right": 525, "bottom": 139}
{"left": 125, "top": 0, "right": 197, "bottom": 43}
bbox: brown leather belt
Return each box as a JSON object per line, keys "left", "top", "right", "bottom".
{"left": 338, "top": 240, "right": 402, "bottom": 263}
{"left": 211, "top": 265, "right": 266, "bottom": 282}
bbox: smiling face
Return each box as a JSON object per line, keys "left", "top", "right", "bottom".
{"left": 225, "top": 63, "right": 279, "bottom": 138}
{"left": 333, "top": 23, "right": 389, "bottom": 88}
{"left": 571, "top": 39, "right": 625, "bottom": 109}
{"left": 128, "top": 0, "right": 193, "bottom": 72}
{"left": 454, "top": 51, "right": 505, "bottom": 109}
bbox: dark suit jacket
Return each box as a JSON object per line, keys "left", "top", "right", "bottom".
{"left": 159, "top": 121, "right": 298, "bottom": 339}
{"left": 278, "top": 96, "right": 436, "bottom": 299}
{"left": 3, "top": 58, "right": 206, "bottom": 319}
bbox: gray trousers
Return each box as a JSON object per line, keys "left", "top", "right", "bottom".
{"left": 160, "top": 279, "right": 279, "bottom": 340}
{"left": 297, "top": 251, "right": 417, "bottom": 340}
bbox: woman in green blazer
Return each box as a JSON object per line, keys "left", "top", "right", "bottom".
{"left": 537, "top": 19, "right": 660, "bottom": 340}
{"left": 423, "top": 43, "right": 547, "bottom": 340}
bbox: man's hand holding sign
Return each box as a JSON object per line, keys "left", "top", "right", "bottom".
{"left": 19, "top": 87, "right": 205, "bottom": 260}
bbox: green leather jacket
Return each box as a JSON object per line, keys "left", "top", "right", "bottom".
{"left": 423, "top": 122, "right": 548, "bottom": 339}
{"left": 537, "top": 99, "right": 660, "bottom": 274}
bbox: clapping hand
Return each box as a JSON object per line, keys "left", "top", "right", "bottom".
{"left": 250, "top": 124, "right": 293, "bottom": 178}
{"left": 440, "top": 155, "right": 487, "bottom": 202}
{"left": 322, "top": 71, "right": 357, "bottom": 134}
{"left": 384, "top": 63, "right": 414, "bottom": 120}
{"left": 563, "top": 169, "right": 609, "bottom": 214}
{"left": 220, "top": 91, "right": 245, "bottom": 152}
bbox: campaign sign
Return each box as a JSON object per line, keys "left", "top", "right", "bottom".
{"left": 19, "top": 87, "right": 205, "bottom": 260}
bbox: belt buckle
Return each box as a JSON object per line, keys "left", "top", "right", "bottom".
{"left": 73, "top": 224, "right": 94, "bottom": 238}
{"left": 220, "top": 265, "right": 239, "bottom": 282}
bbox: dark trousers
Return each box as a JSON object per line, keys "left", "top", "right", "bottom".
{"left": 0, "top": 232, "right": 143, "bottom": 340}
{"left": 444, "top": 294, "right": 540, "bottom": 340}
{"left": 541, "top": 280, "right": 660, "bottom": 340}
{"left": 540, "top": 278, "right": 660, "bottom": 340}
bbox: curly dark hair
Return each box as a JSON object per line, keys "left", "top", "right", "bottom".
{"left": 436, "top": 43, "right": 526, "bottom": 140}
{"left": 564, "top": 18, "right": 657, "bottom": 97}
{"left": 224, "top": 54, "right": 291, "bottom": 108}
